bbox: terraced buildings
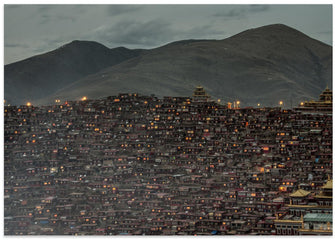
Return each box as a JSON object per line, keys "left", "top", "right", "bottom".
{"left": 4, "top": 88, "right": 332, "bottom": 235}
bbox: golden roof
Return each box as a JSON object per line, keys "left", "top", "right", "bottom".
{"left": 192, "top": 86, "right": 210, "bottom": 99}
{"left": 274, "top": 219, "right": 302, "bottom": 223}
{"left": 298, "top": 87, "right": 332, "bottom": 109}
{"left": 319, "top": 86, "right": 332, "bottom": 102}
{"left": 321, "top": 86, "right": 332, "bottom": 94}
{"left": 321, "top": 179, "right": 332, "bottom": 189}
{"left": 289, "top": 189, "right": 311, "bottom": 197}
{"left": 298, "top": 228, "right": 332, "bottom": 233}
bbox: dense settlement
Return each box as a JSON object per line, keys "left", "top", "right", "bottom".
{"left": 4, "top": 87, "right": 333, "bottom": 235}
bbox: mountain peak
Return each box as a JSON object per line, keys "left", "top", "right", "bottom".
{"left": 253, "top": 23, "right": 298, "bottom": 31}
{"left": 5, "top": 24, "right": 332, "bottom": 106}
{"left": 58, "top": 40, "right": 109, "bottom": 51}
{"left": 229, "top": 23, "right": 325, "bottom": 45}
{"left": 252, "top": 24, "right": 311, "bottom": 37}
{"left": 5, "top": 39, "right": 143, "bottom": 105}
{"left": 240, "top": 23, "right": 303, "bottom": 34}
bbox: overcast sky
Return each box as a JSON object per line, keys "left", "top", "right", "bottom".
{"left": 4, "top": 4, "right": 333, "bottom": 65}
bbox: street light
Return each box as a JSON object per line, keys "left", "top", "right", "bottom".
{"left": 236, "top": 100, "right": 240, "bottom": 108}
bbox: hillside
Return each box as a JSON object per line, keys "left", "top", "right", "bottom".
{"left": 5, "top": 40, "right": 144, "bottom": 105}
{"left": 5, "top": 24, "right": 332, "bottom": 107}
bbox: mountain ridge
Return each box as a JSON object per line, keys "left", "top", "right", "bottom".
{"left": 5, "top": 24, "right": 332, "bottom": 107}
{"left": 5, "top": 40, "right": 145, "bottom": 105}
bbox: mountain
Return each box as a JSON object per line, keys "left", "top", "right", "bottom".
{"left": 4, "top": 40, "right": 144, "bottom": 105}
{"left": 5, "top": 24, "right": 332, "bottom": 107}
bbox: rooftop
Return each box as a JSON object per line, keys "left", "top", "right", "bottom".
{"left": 303, "top": 213, "right": 333, "bottom": 223}
{"left": 289, "top": 188, "right": 311, "bottom": 198}
{"left": 321, "top": 179, "right": 333, "bottom": 189}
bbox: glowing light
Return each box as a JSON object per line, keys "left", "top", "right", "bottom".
{"left": 279, "top": 101, "right": 283, "bottom": 105}
{"left": 300, "top": 102, "right": 304, "bottom": 106}
{"left": 26, "top": 102, "right": 32, "bottom": 107}
{"left": 257, "top": 103, "right": 260, "bottom": 107}
{"left": 81, "top": 96, "right": 87, "bottom": 101}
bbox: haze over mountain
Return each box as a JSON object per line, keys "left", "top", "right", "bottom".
{"left": 4, "top": 24, "right": 332, "bottom": 107}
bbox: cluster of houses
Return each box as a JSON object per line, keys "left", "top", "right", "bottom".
{"left": 4, "top": 87, "right": 332, "bottom": 235}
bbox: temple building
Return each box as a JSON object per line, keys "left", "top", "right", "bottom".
{"left": 192, "top": 86, "right": 210, "bottom": 102}
{"left": 298, "top": 177, "right": 333, "bottom": 235}
{"left": 275, "top": 177, "right": 333, "bottom": 235}
{"left": 314, "top": 177, "right": 333, "bottom": 207}
{"left": 295, "top": 87, "right": 332, "bottom": 113}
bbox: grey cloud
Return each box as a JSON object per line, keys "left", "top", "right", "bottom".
{"left": 5, "top": 43, "right": 29, "bottom": 48}
{"left": 93, "top": 19, "right": 176, "bottom": 47}
{"left": 39, "top": 13, "right": 76, "bottom": 25}
{"left": 106, "top": 5, "right": 143, "bottom": 17}
{"left": 318, "top": 30, "right": 332, "bottom": 35}
{"left": 213, "top": 5, "right": 270, "bottom": 19}
{"left": 183, "top": 24, "right": 225, "bottom": 39}
{"left": 39, "top": 14, "right": 52, "bottom": 24}
{"left": 37, "top": 5, "right": 53, "bottom": 12}
{"left": 249, "top": 5, "right": 270, "bottom": 13}
{"left": 35, "top": 5, "right": 79, "bottom": 25}
{"left": 71, "top": 5, "right": 90, "bottom": 14}
{"left": 5, "top": 5, "right": 21, "bottom": 9}
{"left": 215, "top": 8, "right": 247, "bottom": 19}
{"left": 56, "top": 15, "right": 76, "bottom": 23}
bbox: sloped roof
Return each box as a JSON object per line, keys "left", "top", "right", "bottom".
{"left": 289, "top": 188, "right": 311, "bottom": 197}
{"left": 321, "top": 179, "right": 333, "bottom": 189}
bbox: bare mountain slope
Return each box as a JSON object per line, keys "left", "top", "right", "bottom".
{"left": 5, "top": 40, "right": 144, "bottom": 105}
{"left": 5, "top": 24, "right": 332, "bottom": 107}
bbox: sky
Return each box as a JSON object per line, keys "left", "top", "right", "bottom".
{"left": 3, "top": 3, "right": 333, "bottom": 65}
